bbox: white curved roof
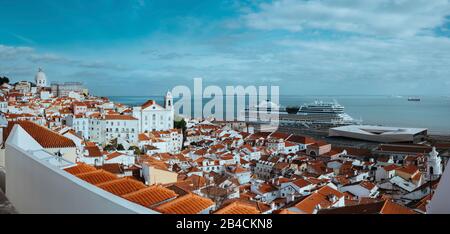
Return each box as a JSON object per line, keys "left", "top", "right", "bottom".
{"left": 329, "top": 125, "right": 427, "bottom": 143}
{"left": 35, "top": 68, "right": 47, "bottom": 81}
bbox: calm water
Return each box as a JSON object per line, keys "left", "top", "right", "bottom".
{"left": 109, "top": 95, "right": 450, "bottom": 135}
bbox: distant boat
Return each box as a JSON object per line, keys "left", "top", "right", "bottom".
{"left": 408, "top": 97, "right": 420, "bottom": 101}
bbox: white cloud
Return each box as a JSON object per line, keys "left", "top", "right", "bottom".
{"left": 244, "top": 0, "right": 450, "bottom": 37}
{"left": 0, "top": 45, "right": 34, "bottom": 59}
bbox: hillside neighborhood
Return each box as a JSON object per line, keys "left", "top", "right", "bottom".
{"left": 0, "top": 69, "right": 448, "bottom": 214}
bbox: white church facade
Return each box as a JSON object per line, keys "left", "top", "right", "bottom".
{"left": 132, "top": 91, "right": 174, "bottom": 133}
{"left": 427, "top": 147, "right": 442, "bottom": 179}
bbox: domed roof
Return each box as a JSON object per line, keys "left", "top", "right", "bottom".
{"left": 35, "top": 68, "right": 47, "bottom": 81}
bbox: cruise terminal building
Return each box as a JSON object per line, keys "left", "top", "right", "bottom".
{"left": 329, "top": 125, "right": 428, "bottom": 143}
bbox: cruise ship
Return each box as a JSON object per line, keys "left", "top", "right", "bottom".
{"left": 298, "top": 101, "right": 344, "bottom": 115}
{"left": 243, "top": 100, "right": 361, "bottom": 127}
{"left": 290, "top": 100, "right": 360, "bottom": 126}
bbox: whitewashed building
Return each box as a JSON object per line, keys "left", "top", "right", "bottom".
{"left": 89, "top": 115, "right": 139, "bottom": 144}
{"left": 65, "top": 114, "right": 90, "bottom": 140}
{"left": 132, "top": 91, "right": 174, "bottom": 133}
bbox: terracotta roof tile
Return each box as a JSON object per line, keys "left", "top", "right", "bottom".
{"left": 123, "top": 186, "right": 178, "bottom": 208}
{"left": 215, "top": 201, "right": 261, "bottom": 214}
{"left": 104, "top": 115, "right": 138, "bottom": 120}
{"left": 318, "top": 200, "right": 415, "bottom": 214}
{"left": 287, "top": 135, "right": 316, "bottom": 144}
{"left": 141, "top": 100, "right": 155, "bottom": 109}
{"left": 269, "top": 132, "right": 291, "bottom": 140}
{"left": 105, "top": 151, "right": 124, "bottom": 161}
{"left": 383, "top": 164, "right": 399, "bottom": 171}
{"left": 292, "top": 178, "right": 312, "bottom": 188}
{"left": 154, "top": 193, "right": 214, "bottom": 214}
{"left": 294, "top": 186, "right": 344, "bottom": 214}
{"left": 64, "top": 163, "right": 97, "bottom": 175}
{"left": 97, "top": 178, "right": 147, "bottom": 196}
{"left": 76, "top": 170, "right": 118, "bottom": 185}
{"left": 138, "top": 133, "right": 150, "bottom": 141}
{"left": 95, "top": 163, "right": 124, "bottom": 174}
{"left": 396, "top": 165, "right": 419, "bottom": 175}
{"left": 380, "top": 200, "right": 416, "bottom": 214}
{"left": 4, "top": 121, "right": 75, "bottom": 148}
{"left": 85, "top": 146, "right": 103, "bottom": 157}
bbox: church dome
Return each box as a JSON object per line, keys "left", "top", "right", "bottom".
{"left": 35, "top": 68, "right": 47, "bottom": 87}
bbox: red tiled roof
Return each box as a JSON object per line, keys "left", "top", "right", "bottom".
{"left": 138, "top": 133, "right": 150, "bottom": 141}
{"left": 359, "top": 181, "right": 376, "bottom": 190}
{"left": 76, "top": 170, "right": 118, "bottom": 185}
{"left": 257, "top": 183, "right": 278, "bottom": 193}
{"left": 154, "top": 193, "right": 214, "bottom": 214}
{"left": 380, "top": 200, "right": 416, "bottom": 214}
{"left": 287, "top": 135, "right": 316, "bottom": 144}
{"left": 97, "top": 178, "right": 147, "bottom": 196}
{"left": 104, "top": 115, "right": 137, "bottom": 120}
{"left": 285, "top": 141, "right": 297, "bottom": 147}
{"left": 105, "top": 152, "right": 124, "bottom": 161}
{"left": 3, "top": 121, "right": 76, "bottom": 148}
{"left": 215, "top": 201, "right": 261, "bottom": 214}
{"left": 378, "top": 144, "right": 432, "bottom": 154}
{"left": 123, "top": 186, "right": 178, "bottom": 208}
{"left": 269, "top": 132, "right": 291, "bottom": 140}
{"left": 95, "top": 163, "right": 124, "bottom": 175}
{"left": 294, "top": 186, "right": 344, "bottom": 214}
{"left": 310, "top": 141, "right": 329, "bottom": 147}
{"left": 85, "top": 146, "right": 103, "bottom": 157}
{"left": 64, "top": 163, "right": 97, "bottom": 175}
{"left": 318, "top": 200, "right": 415, "bottom": 214}
{"left": 396, "top": 165, "right": 419, "bottom": 175}
{"left": 383, "top": 164, "right": 399, "bottom": 171}
{"left": 292, "top": 178, "right": 312, "bottom": 188}
{"left": 141, "top": 100, "right": 155, "bottom": 109}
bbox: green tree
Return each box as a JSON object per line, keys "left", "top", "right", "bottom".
{"left": 117, "top": 144, "right": 125, "bottom": 151}
{"left": 128, "top": 146, "right": 141, "bottom": 155}
{"left": 174, "top": 118, "right": 187, "bottom": 130}
{"left": 104, "top": 144, "right": 116, "bottom": 151}
{"left": 174, "top": 118, "right": 187, "bottom": 148}
{"left": 0, "top": 76, "right": 10, "bottom": 85}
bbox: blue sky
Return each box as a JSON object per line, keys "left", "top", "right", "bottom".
{"left": 1, "top": 0, "right": 450, "bottom": 96}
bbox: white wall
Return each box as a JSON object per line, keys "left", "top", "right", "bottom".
{"left": 0, "top": 149, "right": 4, "bottom": 168}
{"left": 5, "top": 125, "right": 157, "bottom": 214}
{"left": 429, "top": 160, "right": 450, "bottom": 214}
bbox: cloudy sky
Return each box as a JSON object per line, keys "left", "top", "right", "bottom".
{"left": 1, "top": 0, "right": 450, "bottom": 96}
